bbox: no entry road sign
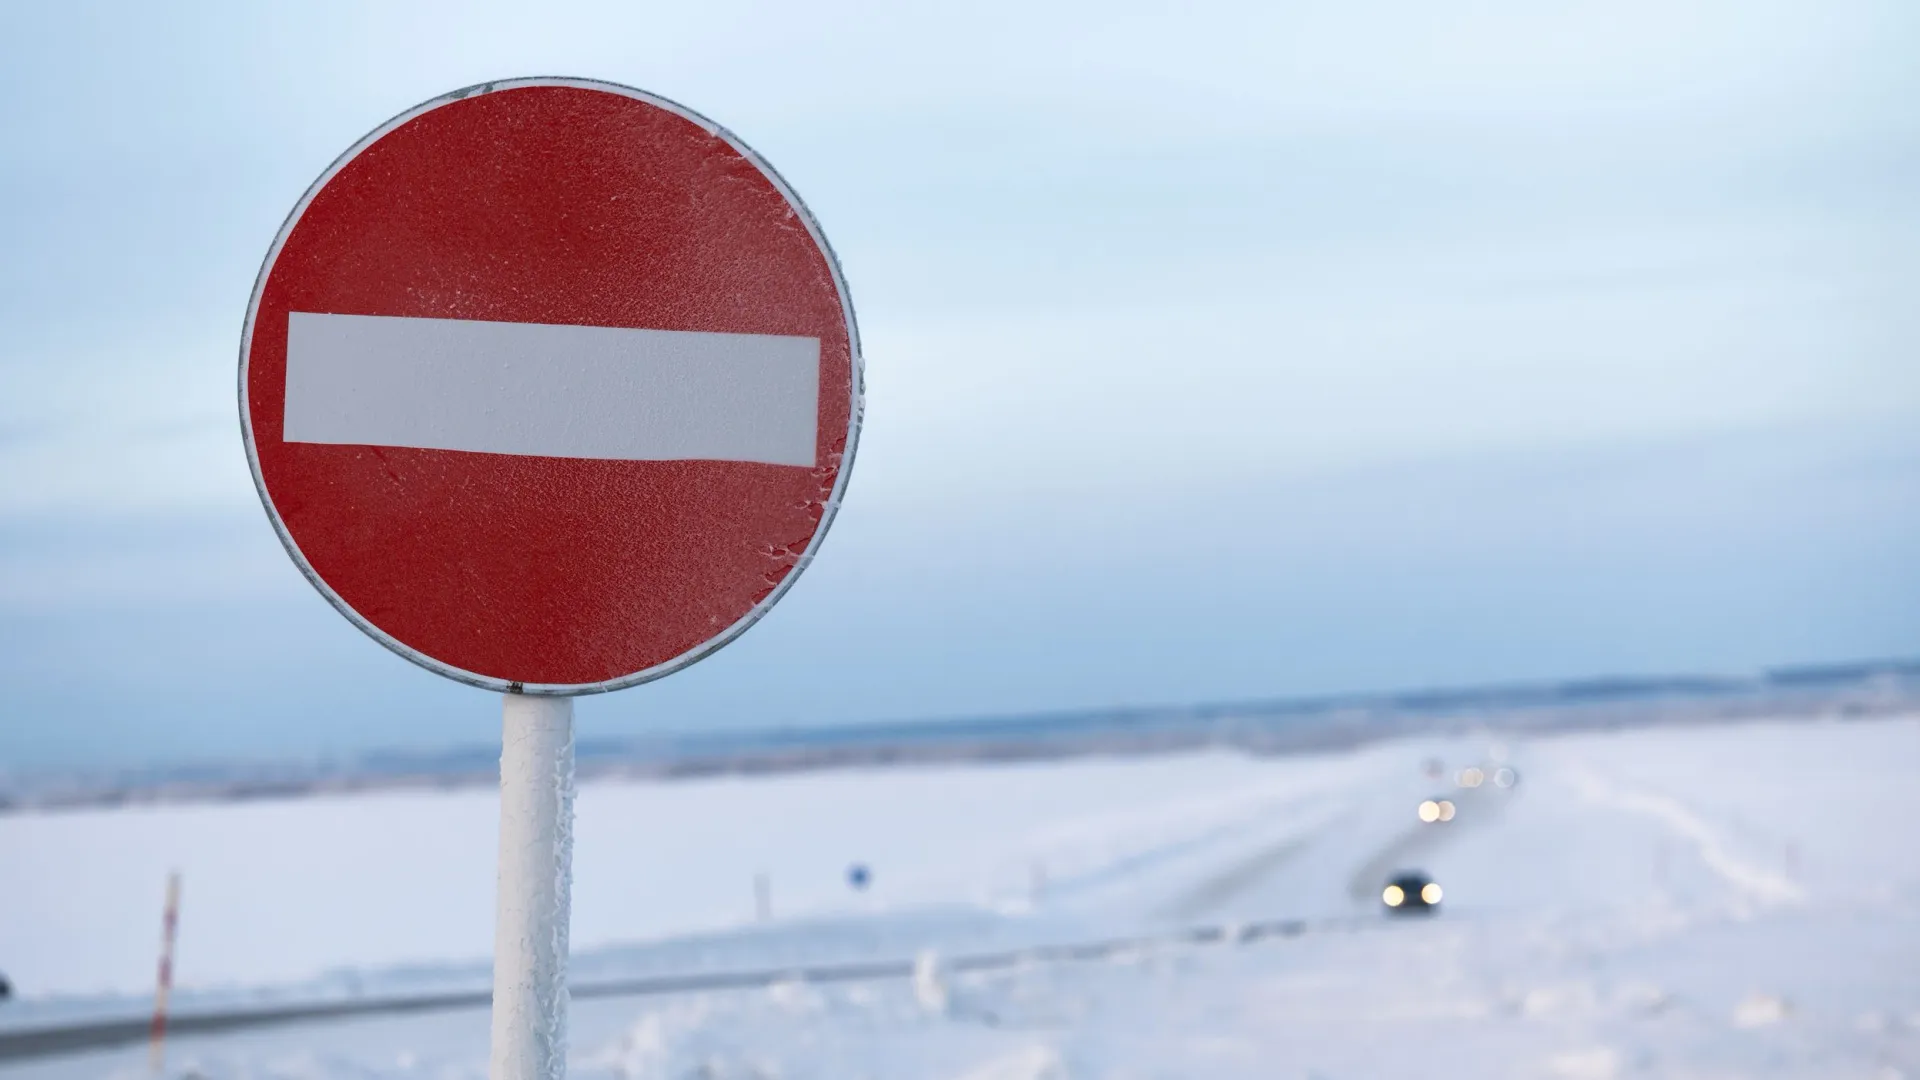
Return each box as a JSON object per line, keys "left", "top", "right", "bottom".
{"left": 240, "top": 78, "right": 861, "bottom": 1080}
{"left": 241, "top": 78, "right": 861, "bottom": 694}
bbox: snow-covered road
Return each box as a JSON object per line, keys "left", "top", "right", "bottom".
{"left": 2, "top": 715, "right": 1915, "bottom": 1078}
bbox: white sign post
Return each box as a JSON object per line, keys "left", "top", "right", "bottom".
{"left": 490, "top": 696, "right": 576, "bottom": 1080}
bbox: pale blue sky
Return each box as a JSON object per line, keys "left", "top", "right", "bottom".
{"left": 2, "top": 1, "right": 1917, "bottom": 769}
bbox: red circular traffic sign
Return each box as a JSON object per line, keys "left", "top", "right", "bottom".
{"left": 241, "top": 78, "right": 860, "bottom": 694}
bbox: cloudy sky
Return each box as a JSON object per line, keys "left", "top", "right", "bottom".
{"left": 2, "top": 0, "right": 1916, "bottom": 769}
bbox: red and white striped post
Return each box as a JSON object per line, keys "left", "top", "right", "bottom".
{"left": 149, "top": 871, "right": 181, "bottom": 1074}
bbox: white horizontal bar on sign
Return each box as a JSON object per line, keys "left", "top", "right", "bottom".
{"left": 282, "top": 312, "right": 820, "bottom": 467}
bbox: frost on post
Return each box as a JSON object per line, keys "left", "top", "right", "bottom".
{"left": 491, "top": 695, "right": 576, "bottom": 1080}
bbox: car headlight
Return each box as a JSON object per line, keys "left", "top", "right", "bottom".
{"left": 1382, "top": 884, "right": 1405, "bottom": 906}
{"left": 1418, "top": 800, "right": 1440, "bottom": 823}
{"left": 1421, "top": 882, "right": 1443, "bottom": 905}
{"left": 1437, "top": 800, "right": 1456, "bottom": 822}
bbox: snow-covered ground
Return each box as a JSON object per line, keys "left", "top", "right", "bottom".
{"left": 2, "top": 715, "right": 1916, "bottom": 1078}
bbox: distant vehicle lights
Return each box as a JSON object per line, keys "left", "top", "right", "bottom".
{"left": 1381, "top": 871, "right": 1442, "bottom": 915}
{"left": 1417, "top": 799, "right": 1457, "bottom": 823}
{"left": 1456, "top": 766, "right": 1485, "bottom": 789}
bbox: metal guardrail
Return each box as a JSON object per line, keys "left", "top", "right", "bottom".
{"left": 0, "top": 918, "right": 1312, "bottom": 1063}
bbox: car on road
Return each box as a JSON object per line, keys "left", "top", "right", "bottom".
{"left": 1381, "top": 871, "right": 1442, "bottom": 915}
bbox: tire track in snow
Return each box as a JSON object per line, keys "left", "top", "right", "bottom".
{"left": 1159, "top": 833, "right": 1319, "bottom": 921}
{"left": 1154, "top": 798, "right": 1359, "bottom": 920}
{"left": 1566, "top": 769, "right": 1804, "bottom": 906}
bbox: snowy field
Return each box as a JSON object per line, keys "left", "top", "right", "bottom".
{"left": 1, "top": 714, "right": 1916, "bottom": 1078}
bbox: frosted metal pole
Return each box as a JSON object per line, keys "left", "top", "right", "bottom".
{"left": 490, "top": 694, "right": 576, "bottom": 1080}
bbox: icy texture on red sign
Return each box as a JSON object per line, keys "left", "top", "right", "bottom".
{"left": 245, "top": 85, "right": 854, "bottom": 688}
